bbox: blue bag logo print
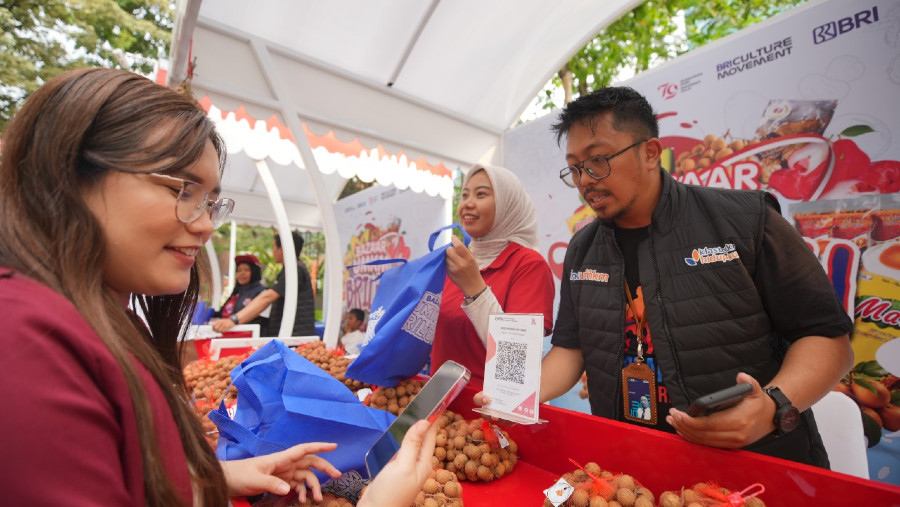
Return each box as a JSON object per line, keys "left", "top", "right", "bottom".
{"left": 402, "top": 290, "right": 442, "bottom": 344}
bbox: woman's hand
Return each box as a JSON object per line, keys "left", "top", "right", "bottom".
{"left": 445, "top": 236, "right": 486, "bottom": 298}
{"left": 211, "top": 318, "right": 236, "bottom": 333}
{"left": 221, "top": 442, "right": 341, "bottom": 503}
{"left": 357, "top": 419, "right": 438, "bottom": 507}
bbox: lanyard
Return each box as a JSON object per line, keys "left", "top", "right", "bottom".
{"left": 624, "top": 280, "right": 646, "bottom": 363}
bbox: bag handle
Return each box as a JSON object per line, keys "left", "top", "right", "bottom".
{"left": 428, "top": 223, "right": 471, "bottom": 251}
{"left": 346, "top": 258, "right": 407, "bottom": 281}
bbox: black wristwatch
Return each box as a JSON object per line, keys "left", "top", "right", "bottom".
{"left": 763, "top": 386, "right": 800, "bottom": 436}
{"left": 230, "top": 314, "right": 240, "bottom": 325}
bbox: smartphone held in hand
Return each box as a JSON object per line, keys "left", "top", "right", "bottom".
{"left": 364, "top": 361, "right": 471, "bottom": 479}
{"left": 686, "top": 383, "right": 753, "bottom": 417}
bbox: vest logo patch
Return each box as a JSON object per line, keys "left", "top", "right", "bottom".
{"left": 684, "top": 243, "right": 739, "bottom": 266}
{"left": 570, "top": 268, "right": 610, "bottom": 282}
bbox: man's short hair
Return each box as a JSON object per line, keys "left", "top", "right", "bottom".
{"left": 551, "top": 86, "right": 659, "bottom": 145}
{"left": 348, "top": 308, "right": 365, "bottom": 322}
{"left": 275, "top": 230, "right": 305, "bottom": 259}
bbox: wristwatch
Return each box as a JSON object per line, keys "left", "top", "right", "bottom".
{"left": 230, "top": 314, "right": 240, "bottom": 325}
{"left": 763, "top": 386, "right": 800, "bottom": 436}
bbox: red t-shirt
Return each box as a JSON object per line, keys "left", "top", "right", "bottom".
{"left": 430, "top": 243, "right": 555, "bottom": 389}
{"left": 0, "top": 267, "right": 193, "bottom": 505}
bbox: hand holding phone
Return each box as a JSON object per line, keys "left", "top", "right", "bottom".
{"left": 686, "top": 382, "right": 753, "bottom": 417}
{"left": 364, "top": 361, "right": 471, "bottom": 479}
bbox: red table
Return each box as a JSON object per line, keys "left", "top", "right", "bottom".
{"left": 447, "top": 386, "right": 900, "bottom": 506}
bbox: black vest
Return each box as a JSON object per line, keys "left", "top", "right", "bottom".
{"left": 558, "top": 169, "right": 828, "bottom": 466}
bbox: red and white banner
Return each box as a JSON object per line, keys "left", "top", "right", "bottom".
{"left": 504, "top": 0, "right": 900, "bottom": 484}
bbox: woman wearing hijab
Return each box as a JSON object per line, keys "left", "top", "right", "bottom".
{"left": 214, "top": 254, "right": 270, "bottom": 332}
{"left": 430, "top": 164, "right": 555, "bottom": 388}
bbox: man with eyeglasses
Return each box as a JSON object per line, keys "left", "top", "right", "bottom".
{"left": 537, "top": 86, "right": 853, "bottom": 467}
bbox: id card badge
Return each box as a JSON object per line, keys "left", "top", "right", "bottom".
{"left": 621, "top": 362, "right": 657, "bottom": 425}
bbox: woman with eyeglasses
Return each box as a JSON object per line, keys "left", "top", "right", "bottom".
{"left": 0, "top": 68, "right": 436, "bottom": 507}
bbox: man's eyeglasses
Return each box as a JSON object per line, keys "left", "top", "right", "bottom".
{"left": 559, "top": 138, "right": 648, "bottom": 188}
{"left": 149, "top": 173, "right": 235, "bottom": 229}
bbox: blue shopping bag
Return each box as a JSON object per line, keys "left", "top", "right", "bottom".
{"left": 209, "top": 340, "right": 395, "bottom": 481}
{"left": 345, "top": 224, "right": 469, "bottom": 387}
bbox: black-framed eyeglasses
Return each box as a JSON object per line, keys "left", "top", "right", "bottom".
{"left": 559, "top": 138, "right": 649, "bottom": 188}
{"left": 149, "top": 173, "right": 235, "bottom": 229}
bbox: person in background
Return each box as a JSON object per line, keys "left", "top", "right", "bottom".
{"left": 210, "top": 254, "right": 270, "bottom": 332}
{"left": 214, "top": 230, "right": 316, "bottom": 337}
{"left": 516, "top": 86, "right": 853, "bottom": 467}
{"left": 0, "top": 67, "right": 437, "bottom": 506}
{"left": 430, "top": 164, "right": 556, "bottom": 389}
{"left": 339, "top": 308, "right": 367, "bottom": 355}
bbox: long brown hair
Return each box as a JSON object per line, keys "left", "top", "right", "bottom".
{"left": 0, "top": 68, "right": 229, "bottom": 506}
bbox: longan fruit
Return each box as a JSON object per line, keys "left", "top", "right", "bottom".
{"left": 710, "top": 137, "right": 727, "bottom": 152}
{"left": 452, "top": 435, "right": 466, "bottom": 449}
{"left": 453, "top": 453, "right": 467, "bottom": 469}
{"left": 590, "top": 498, "right": 609, "bottom": 507}
{"left": 636, "top": 487, "right": 653, "bottom": 502}
{"left": 435, "top": 433, "right": 448, "bottom": 447}
{"left": 476, "top": 465, "right": 493, "bottom": 481}
{"left": 471, "top": 429, "right": 484, "bottom": 441}
{"left": 431, "top": 456, "right": 441, "bottom": 469}
{"left": 714, "top": 147, "right": 734, "bottom": 160}
{"left": 616, "top": 475, "right": 635, "bottom": 491}
{"left": 703, "top": 134, "right": 717, "bottom": 146}
{"left": 584, "top": 462, "right": 602, "bottom": 476}
{"left": 571, "top": 490, "right": 591, "bottom": 507}
{"left": 659, "top": 491, "right": 683, "bottom": 507}
{"left": 634, "top": 496, "right": 654, "bottom": 507}
{"left": 423, "top": 478, "right": 440, "bottom": 494}
{"left": 464, "top": 460, "right": 478, "bottom": 476}
{"left": 442, "top": 480, "right": 462, "bottom": 498}
{"left": 434, "top": 469, "right": 453, "bottom": 484}
{"left": 434, "top": 446, "right": 446, "bottom": 460}
{"left": 615, "top": 487, "right": 636, "bottom": 507}
{"left": 422, "top": 498, "right": 439, "bottom": 507}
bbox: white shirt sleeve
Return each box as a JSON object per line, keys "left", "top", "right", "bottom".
{"left": 460, "top": 287, "right": 503, "bottom": 347}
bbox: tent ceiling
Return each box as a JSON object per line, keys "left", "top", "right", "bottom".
{"left": 171, "top": 0, "right": 642, "bottom": 167}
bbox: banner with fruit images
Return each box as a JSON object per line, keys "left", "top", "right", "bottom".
{"left": 503, "top": 0, "right": 900, "bottom": 485}
{"left": 336, "top": 184, "right": 447, "bottom": 314}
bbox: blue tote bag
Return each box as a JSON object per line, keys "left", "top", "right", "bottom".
{"left": 346, "top": 224, "right": 469, "bottom": 387}
{"left": 209, "top": 340, "right": 395, "bottom": 481}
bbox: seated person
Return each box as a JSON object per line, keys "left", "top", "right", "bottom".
{"left": 339, "top": 308, "right": 367, "bottom": 355}
{"left": 212, "top": 254, "right": 270, "bottom": 332}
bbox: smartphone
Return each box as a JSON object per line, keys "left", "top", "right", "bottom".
{"left": 686, "top": 382, "right": 753, "bottom": 417}
{"left": 364, "top": 361, "right": 471, "bottom": 479}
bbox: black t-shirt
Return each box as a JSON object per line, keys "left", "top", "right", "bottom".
{"left": 615, "top": 226, "right": 675, "bottom": 433}
{"left": 267, "top": 261, "right": 317, "bottom": 337}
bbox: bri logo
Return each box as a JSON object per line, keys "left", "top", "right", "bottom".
{"left": 684, "top": 244, "right": 740, "bottom": 266}
{"left": 570, "top": 268, "right": 610, "bottom": 283}
{"left": 812, "top": 6, "right": 879, "bottom": 44}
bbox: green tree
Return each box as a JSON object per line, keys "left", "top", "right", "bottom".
{"left": 530, "top": 0, "right": 809, "bottom": 112}
{"left": 0, "top": 0, "right": 172, "bottom": 133}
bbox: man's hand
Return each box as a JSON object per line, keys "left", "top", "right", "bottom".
{"left": 666, "top": 372, "right": 776, "bottom": 449}
{"left": 221, "top": 442, "right": 341, "bottom": 503}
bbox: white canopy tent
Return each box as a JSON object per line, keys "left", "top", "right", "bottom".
{"left": 169, "top": 0, "right": 642, "bottom": 346}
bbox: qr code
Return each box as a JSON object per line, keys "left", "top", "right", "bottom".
{"left": 495, "top": 341, "right": 526, "bottom": 384}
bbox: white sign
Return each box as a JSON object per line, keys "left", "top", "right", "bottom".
{"left": 475, "top": 313, "right": 545, "bottom": 424}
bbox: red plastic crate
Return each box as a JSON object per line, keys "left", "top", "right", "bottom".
{"left": 447, "top": 386, "right": 900, "bottom": 506}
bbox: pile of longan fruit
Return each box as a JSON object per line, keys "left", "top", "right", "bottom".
{"left": 658, "top": 482, "right": 765, "bottom": 507}
{"left": 294, "top": 341, "right": 371, "bottom": 393}
{"left": 362, "top": 378, "right": 425, "bottom": 415}
{"left": 413, "top": 468, "right": 464, "bottom": 507}
{"left": 674, "top": 133, "right": 755, "bottom": 175}
{"left": 432, "top": 411, "right": 518, "bottom": 483}
{"left": 542, "top": 461, "right": 654, "bottom": 507}
{"left": 183, "top": 353, "right": 248, "bottom": 448}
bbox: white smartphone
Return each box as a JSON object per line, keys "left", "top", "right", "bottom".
{"left": 364, "top": 360, "right": 471, "bottom": 479}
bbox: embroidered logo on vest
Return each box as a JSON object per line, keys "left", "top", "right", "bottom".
{"left": 684, "top": 243, "right": 740, "bottom": 266}
{"left": 569, "top": 268, "right": 610, "bottom": 282}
